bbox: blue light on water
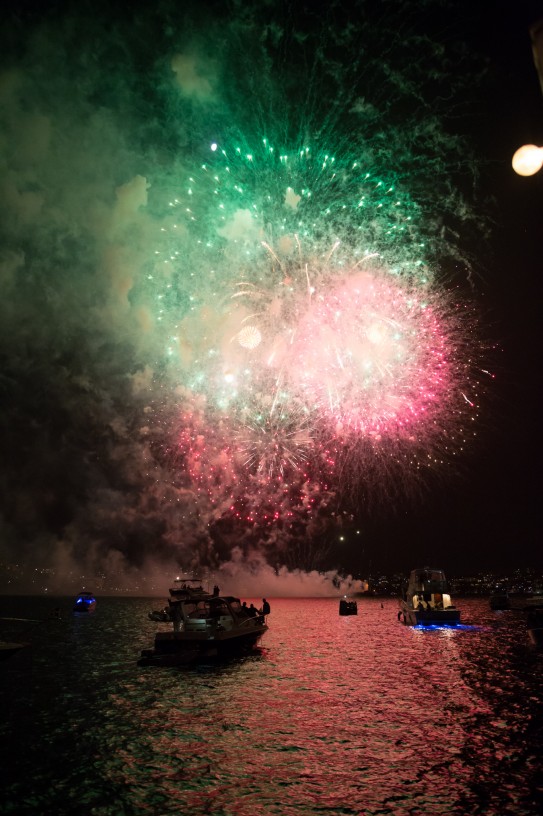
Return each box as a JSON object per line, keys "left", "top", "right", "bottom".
{"left": 75, "top": 596, "right": 95, "bottom": 607}
{"left": 413, "top": 623, "right": 479, "bottom": 632}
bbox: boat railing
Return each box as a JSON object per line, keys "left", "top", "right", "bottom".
{"left": 235, "top": 615, "right": 266, "bottom": 628}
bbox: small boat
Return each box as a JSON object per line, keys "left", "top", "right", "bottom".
{"left": 148, "top": 608, "right": 170, "bottom": 622}
{"left": 527, "top": 609, "right": 543, "bottom": 648}
{"left": 523, "top": 593, "right": 543, "bottom": 610}
{"left": 0, "top": 641, "right": 30, "bottom": 661}
{"left": 489, "top": 591, "right": 511, "bottom": 610}
{"left": 398, "top": 567, "right": 460, "bottom": 626}
{"left": 139, "top": 577, "right": 268, "bottom": 666}
{"left": 339, "top": 597, "right": 358, "bottom": 616}
{"left": 0, "top": 616, "right": 39, "bottom": 660}
{"left": 73, "top": 592, "right": 96, "bottom": 613}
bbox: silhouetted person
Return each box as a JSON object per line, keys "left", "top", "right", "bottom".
{"left": 261, "top": 598, "right": 271, "bottom": 616}
{"left": 213, "top": 585, "right": 220, "bottom": 596}
{"left": 171, "top": 602, "right": 183, "bottom": 634}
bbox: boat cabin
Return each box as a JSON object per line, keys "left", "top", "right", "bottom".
{"left": 169, "top": 577, "right": 206, "bottom": 598}
{"left": 168, "top": 595, "right": 256, "bottom": 633}
{"left": 403, "top": 568, "right": 454, "bottom": 611}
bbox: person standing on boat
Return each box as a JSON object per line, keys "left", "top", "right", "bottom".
{"left": 261, "top": 599, "right": 270, "bottom": 617}
{"left": 171, "top": 602, "right": 183, "bottom": 634}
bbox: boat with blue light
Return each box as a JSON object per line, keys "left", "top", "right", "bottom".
{"left": 139, "top": 577, "right": 268, "bottom": 666}
{"left": 398, "top": 568, "right": 460, "bottom": 626}
{"left": 73, "top": 592, "right": 96, "bottom": 613}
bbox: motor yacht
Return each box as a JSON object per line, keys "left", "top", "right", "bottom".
{"left": 139, "top": 577, "right": 268, "bottom": 666}
{"left": 398, "top": 567, "right": 460, "bottom": 626}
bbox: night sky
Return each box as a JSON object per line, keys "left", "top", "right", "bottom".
{"left": 0, "top": 0, "right": 541, "bottom": 594}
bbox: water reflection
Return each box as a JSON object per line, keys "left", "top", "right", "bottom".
{"left": 411, "top": 623, "right": 481, "bottom": 632}
{"left": 1, "top": 596, "right": 542, "bottom": 815}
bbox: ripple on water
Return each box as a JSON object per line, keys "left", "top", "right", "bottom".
{"left": 1, "top": 596, "right": 542, "bottom": 815}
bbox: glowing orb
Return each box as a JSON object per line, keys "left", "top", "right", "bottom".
{"left": 512, "top": 144, "right": 543, "bottom": 177}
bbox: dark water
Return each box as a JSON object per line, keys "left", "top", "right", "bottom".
{"left": 1, "top": 596, "right": 542, "bottom": 816}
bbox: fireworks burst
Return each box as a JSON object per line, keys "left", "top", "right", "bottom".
{"left": 148, "top": 137, "right": 486, "bottom": 520}
{"left": 0, "top": 0, "right": 499, "bottom": 582}
{"left": 235, "top": 397, "right": 315, "bottom": 479}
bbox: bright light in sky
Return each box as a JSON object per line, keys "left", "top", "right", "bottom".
{"left": 512, "top": 144, "right": 543, "bottom": 176}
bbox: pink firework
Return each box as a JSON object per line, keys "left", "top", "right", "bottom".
{"left": 175, "top": 411, "right": 239, "bottom": 513}
{"left": 286, "top": 270, "right": 479, "bottom": 447}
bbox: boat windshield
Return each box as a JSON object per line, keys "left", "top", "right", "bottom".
{"left": 414, "top": 569, "right": 446, "bottom": 583}
{"left": 183, "top": 600, "right": 232, "bottom": 619}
